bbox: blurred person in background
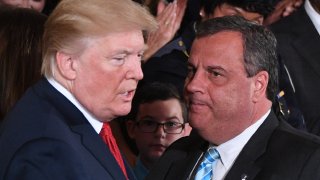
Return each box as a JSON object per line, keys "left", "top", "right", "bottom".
{"left": 270, "top": 0, "right": 320, "bottom": 135}
{"left": 0, "top": 7, "right": 47, "bottom": 120}
{"left": 0, "top": 0, "right": 46, "bottom": 12}
{"left": 0, "top": 0, "right": 60, "bottom": 15}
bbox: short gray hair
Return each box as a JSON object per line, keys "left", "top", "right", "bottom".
{"left": 196, "top": 15, "right": 278, "bottom": 101}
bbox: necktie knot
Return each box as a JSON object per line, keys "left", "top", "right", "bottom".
{"left": 204, "top": 147, "right": 220, "bottom": 163}
{"left": 195, "top": 147, "right": 220, "bottom": 180}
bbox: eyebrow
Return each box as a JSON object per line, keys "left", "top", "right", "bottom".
{"left": 112, "top": 47, "right": 146, "bottom": 56}
{"left": 207, "top": 65, "right": 226, "bottom": 72}
{"left": 139, "top": 115, "right": 182, "bottom": 122}
{"left": 187, "top": 61, "right": 226, "bottom": 71}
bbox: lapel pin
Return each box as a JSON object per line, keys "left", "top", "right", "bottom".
{"left": 241, "top": 174, "right": 248, "bottom": 180}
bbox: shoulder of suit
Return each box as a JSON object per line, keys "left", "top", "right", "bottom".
{"left": 274, "top": 120, "right": 320, "bottom": 149}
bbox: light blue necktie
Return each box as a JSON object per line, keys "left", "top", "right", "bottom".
{"left": 194, "top": 147, "right": 220, "bottom": 180}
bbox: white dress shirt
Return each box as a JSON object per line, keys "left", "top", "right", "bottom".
{"left": 212, "top": 110, "right": 271, "bottom": 180}
{"left": 305, "top": 0, "right": 320, "bottom": 36}
{"left": 47, "top": 77, "right": 103, "bottom": 134}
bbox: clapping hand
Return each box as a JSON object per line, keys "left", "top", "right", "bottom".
{"left": 143, "top": 0, "right": 187, "bottom": 62}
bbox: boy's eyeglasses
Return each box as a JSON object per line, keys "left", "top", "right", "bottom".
{"left": 136, "top": 120, "right": 185, "bottom": 134}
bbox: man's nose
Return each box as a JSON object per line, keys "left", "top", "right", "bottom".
{"left": 126, "top": 58, "right": 143, "bottom": 80}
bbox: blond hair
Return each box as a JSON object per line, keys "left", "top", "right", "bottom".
{"left": 41, "top": 0, "right": 157, "bottom": 77}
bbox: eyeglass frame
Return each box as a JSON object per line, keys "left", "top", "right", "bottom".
{"left": 135, "top": 120, "right": 185, "bottom": 134}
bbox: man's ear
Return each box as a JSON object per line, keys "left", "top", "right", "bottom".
{"left": 56, "top": 51, "right": 77, "bottom": 80}
{"left": 126, "top": 120, "right": 136, "bottom": 139}
{"left": 252, "top": 71, "right": 269, "bottom": 102}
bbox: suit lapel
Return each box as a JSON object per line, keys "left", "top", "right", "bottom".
{"left": 71, "top": 124, "right": 127, "bottom": 180}
{"left": 37, "top": 79, "right": 128, "bottom": 179}
{"left": 291, "top": 8, "right": 320, "bottom": 78}
{"left": 224, "top": 112, "right": 279, "bottom": 180}
{"left": 124, "top": 159, "right": 137, "bottom": 180}
{"left": 165, "top": 135, "right": 209, "bottom": 179}
{"left": 170, "top": 147, "right": 205, "bottom": 179}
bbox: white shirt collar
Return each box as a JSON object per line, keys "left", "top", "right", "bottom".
{"left": 213, "top": 109, "right": 271, "bottom": 180}
{"left": 47, "top": 77, "right": 103, "bottom": 133}
{"left": 305, "top": 0, "right": 320, "bottom": 35}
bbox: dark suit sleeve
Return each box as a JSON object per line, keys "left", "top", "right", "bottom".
{"left": 4, "top": 138, "right": 90, "bottom": 180}
{"left": 299, "top": 147, "right": 320, "bottom": 180}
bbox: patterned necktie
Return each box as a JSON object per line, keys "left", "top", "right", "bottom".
{"left": 194, "top": 147, "right": 220, "bottom": 180}
{"left": 100, "top": 122, "right": 128, "bottom": 179}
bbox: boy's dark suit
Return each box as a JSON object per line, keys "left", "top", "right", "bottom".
{"left": 0, "top": 78, "right": 136, "bottom": 180}
{"left": 270, "top": 6, "right": 320, "bottom": 135}
{"left": 146, "top": 112, "right": 320, "bottom": 180}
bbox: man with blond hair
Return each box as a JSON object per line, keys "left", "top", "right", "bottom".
{"left": 0, "top": 0, "right": 157, "bottom": 179}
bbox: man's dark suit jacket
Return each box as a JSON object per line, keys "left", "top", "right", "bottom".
{"left": 270, "top": 6, "right": 320, "bottom": 135}
{"left": 0, "top": 78, "right": 136, "bottom": 180}
{"left": 146, "top": 112, "right": 320, "bottom": 180}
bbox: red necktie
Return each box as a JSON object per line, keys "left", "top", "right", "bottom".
{"left": 100, "top": 122, "right": 128, "bottom": 179}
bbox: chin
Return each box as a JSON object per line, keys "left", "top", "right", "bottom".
{"left": 189, "top": 118, "right": 203, "bottom": 130}
{"left": 117, "top": 106, "right": 131, "bottom": 116}
{"left": 150, "top": 153, "right": 163, "bottom": 160}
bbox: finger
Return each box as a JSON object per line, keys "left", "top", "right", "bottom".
{"left": 157, "top": 2, "right": 174, "bottom": 23}
{"left": 176, "top": 0, "right": 187, "bottom": 17}
{"left": 275, "top": 0, "right": 290, "bottom": 10}
{"left": 157, "top": 0, "right": 167, "bottom": 15}
{"left": 175, "top": 0, "right": 187, "bottom": 23}
{"left": 283, "top": 5, "right": 294, "bottom": 17}
{"left": 294, "top": 0, "right": 303, "bottom": 8}
{"left": 160, "top": 3, "right": 177, "bottom": 31}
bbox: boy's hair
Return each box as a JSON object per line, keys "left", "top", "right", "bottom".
{"left": 128, "top": 82, "right": 188, "bottom": 123}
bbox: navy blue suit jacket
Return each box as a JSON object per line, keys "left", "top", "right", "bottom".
{"left": 0, "top": 78, "right": 136, "bottom": 180}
